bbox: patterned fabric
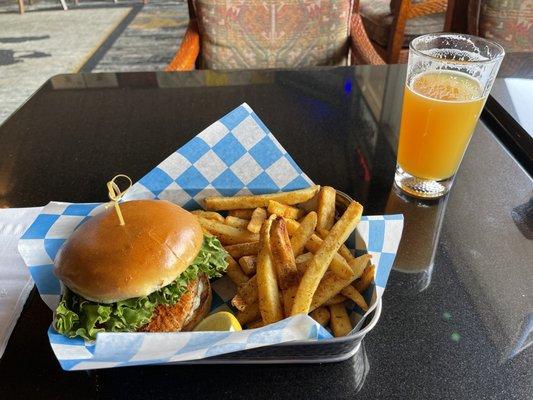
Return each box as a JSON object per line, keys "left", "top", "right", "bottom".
{"left": 479, "top": 0, "right": 533, "bottom": 52}
{"left": 360, "top": 0, "right": 444, "bottom": 47}
{"left": 193, "top": 0, "right": 353, "bottom": 69}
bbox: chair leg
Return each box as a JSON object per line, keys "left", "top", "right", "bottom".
{"left": 18, "top": 0, "right": 24, "bottom": 14}
{"left": 59, "top": 0, "right": 68, "bottom": 10}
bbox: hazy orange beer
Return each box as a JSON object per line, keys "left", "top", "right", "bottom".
{"left": 395, "top": 34, "right": 504, "bottom": 198}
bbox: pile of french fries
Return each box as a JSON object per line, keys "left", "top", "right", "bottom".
{"left": 194, "top": 185, "right": 375, "bottom": 337}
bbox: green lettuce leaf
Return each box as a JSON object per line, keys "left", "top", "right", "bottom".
{"left": 54, "top": 235, "right": 228, "bottom": 340}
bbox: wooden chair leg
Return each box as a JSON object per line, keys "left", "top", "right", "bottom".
{"left": 18, "top": 0, "right": 25, "bottom": 14}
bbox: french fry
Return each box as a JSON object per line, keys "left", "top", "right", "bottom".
{"left": 225, "top": 216, "right": 250, "bottom": 229}
{"left": 309, "top": 306, "right": 330, "bottom": 326}
{"left": 238, "top": 255, "right": 257, "bottom": 276}
{"left": 290, "top": 211, "right": 317, "bottom": 256}
{"left": 256, "top": 215, "right": 283, "bottom": 324}
{"left": 286, "top": 219, "right": 353, "bottom": 279}
{"left": 231, "top": 275, "right": 258, "bottom": 310}
{"left": 247, "top": 207, "right": 267, "bottom": 234}
{"left": 295, "top": 252, "right": 314, "bottom": 274}
{"left": 349, "top": 254, "right": 371, "bottom": 280}
{"left": 270, "top": 218, "right": 299, "bottom": 290}
{"left": 247, "top": 319, "right": 266, "bottom": 329}
{"left": 316, "top": 228, "right": 356, "bottom": 264}
{"left": 198, "top": 217, "right": 259, "bottom": 245}
{"left": 317, "top": 186, "right": 336, "bottom": 231}
{"left": 235, "top": 302, "right": 260, "bottom": 325}
{"left": 225, "top": 256, "right": 248, "bottom": 285}
{"left": 267, "top": 200, "right": 303, "bottom": 220}
{"left": 310, "top": 254, "right": 371, "bottom": 311}
{"left": 329, "top": 303, "right": 352, "bottom": 337}
{"left": 228, "top": 209, "right": 254, "bottom": 219}
{"left": 341, "top": 285, "right": 368, "bottom": 311}
{"left": 203, "top": 185, "right": 320, "bottom": 211}
{"left": 225, "top": 241, "right": 260, "bottom": 259}
{"left": 323, "top": 294, "right": 348, "bottom": 305}
{"left": 191, "top": 210, "right": 224, "bottom": 222}
{"left": 354, "top": 264, "right": 376, "bottom": 293}
{"left": 291, "top": 202, "right": 363, "bottom": 315}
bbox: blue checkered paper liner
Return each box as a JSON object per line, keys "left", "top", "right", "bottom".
{"left": 18, "top": 103, "right": 403, "bottom": 370}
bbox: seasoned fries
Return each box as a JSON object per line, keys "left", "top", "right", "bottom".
{"left": 291, "top": 201, "right": 363, "bottom": 315}
{"left": 204, "top": 185, "right": 320, "bottom": 211}
{"left": 225, "top": 256, "right": 249, "bottom": 286}
{"left": 290, "top": 212, "right": 317, "bottom": 256}
{"left": 247, "top": 207, "right": 267, "bottom": 233}
{"left": 202, "top": 185, "right": 375, "bottom": 337}
{"left": 317, "top": 186, "right": 336, "bottom": 231}
{"left": 228, "top": 209, "right": 254, "bottom": 219}
{"left": 191, "top": 210, "right": 224, "bottom": 222}
{"left": 225, "top": 241, "right": 260, "bottom": 258}
{"left": 341, "top": 285, "right": 368, "bottom": 311}
{"left": 309, "top": 306, "right": 330, "bottom": 326}
{"left": 329, "top": 303, "right": 352, "bottom": 337}
{"left": 225, "top": 216, "right": 250, "bottom": 229}
{"left": 198, "top": 217, "right": 259, "bottom": 245}
{"left": 267, "top": 200, "right": 302, "bottom": 219}
{"left": 256, "top": 215, "right": 284, "bottom": 324}
{"left": 238, "top": 255, "right": 257, "bottom": 276}
{"left": 354, "top": 264, "right": 376, "bottom": 293}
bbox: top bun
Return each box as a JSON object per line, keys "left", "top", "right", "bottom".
{"left": 54, "top": 200, "right": 203, "bottom": 303}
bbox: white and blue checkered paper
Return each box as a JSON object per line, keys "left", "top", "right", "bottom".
{"left": 18, "top": 103, "right": 403, "bottom": 370}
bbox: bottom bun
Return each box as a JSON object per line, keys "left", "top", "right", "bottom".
{"left": 139, "top": 274, "right": 211, "bottom": 333}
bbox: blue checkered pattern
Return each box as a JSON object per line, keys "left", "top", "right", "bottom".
{"left": 18, "top": 103, "right": 403, "bottom": 370}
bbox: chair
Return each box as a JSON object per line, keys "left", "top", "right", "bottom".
{"left": 166, "top": 0, "right": 385, "bottom": 71}
{"left": 18, "top": 0, "right": 67, "bottom": 14}
{"left": 358, "top": 0, "right": 452, "bottom": 63}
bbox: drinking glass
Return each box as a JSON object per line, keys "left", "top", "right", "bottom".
{"left": 395, "top": 33, "right": 505, "bottom": 199}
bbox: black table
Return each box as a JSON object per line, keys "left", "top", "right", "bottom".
{"left": 1, "top": 64, "right": 531, "bottom": 400}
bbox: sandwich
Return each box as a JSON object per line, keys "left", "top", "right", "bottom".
{"left": 53, "top": 199, "right": 228, "bottom": 340}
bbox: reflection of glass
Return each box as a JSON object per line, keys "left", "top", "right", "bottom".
{"left": 385, "top": 185, "right": 448, "bottom": 293}
{"left": 395, "top": 34, "right": 504, "bottom": 199}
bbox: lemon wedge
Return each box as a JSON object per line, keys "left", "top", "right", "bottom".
{"left": 193, "top": 311, "right": 242, "bottom": 332}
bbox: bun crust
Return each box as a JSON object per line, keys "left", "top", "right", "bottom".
{"left": 54, "top": 200, "right": 203, "bottom": 303}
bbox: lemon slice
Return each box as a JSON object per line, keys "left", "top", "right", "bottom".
{"left": 193, "top": 311, "right": 242, "bottom": 332}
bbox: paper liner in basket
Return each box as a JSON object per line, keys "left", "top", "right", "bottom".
{"left": 18, "top": 103, "right": 403, "bottom": 370}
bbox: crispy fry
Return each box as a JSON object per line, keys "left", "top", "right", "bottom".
{"left": 317, "top": 186, "right": 336, "bottom": 231}
{"left": 247, "top": 319, "right": 266, "bottom": 329}
{"left": 190, "top": 210, "right": 225, "bottom": 222}
{"left": 291, "top": 202, "right": 363, "bottom": 315}
{"left": 282, "top": 286, "right": 298, "bottom": 317}
{"left": 225, "top": 241, "right": 260, "bottom": 259}
{"left": 295, "top": 252, "right": 314, "bottom": 275}
{"left": 228, "top": 209, "right": 254, "bottom": 219}
{"left": 290, "top": 211, "right": 317, "bottom": 256}
{"left": 238, "top": 255, "right": 257, "bottom": 276}
{"left": 341, "top": 285, "right": 368, "bottom": 311}
{"left": 310, "top": 254, "right": 371, "bottom": 311}
{"left": 285, "top": 218, "right": 300, "bottom": 235}
{"left": 198, "top": 217, "right": 259, "bottom": 245}
{"left": 316, "top": 228, "right": 356, "bottom": 264}
{"left": 225, "top": 256, "right": 248, "bottom": 286}
{"left": 349, "top": 254, "right": 371, "bottom": 281}
{"left": 323, "top": 294, "right": 348, "bottom": 305}
{"left": 247, "top": 207, "right": 267, "bottom": 234}
{"left": 225, "top": 216, "right": 250, "bottom": 229}
{"left": 270, "top": 218, "right": 299, "bottom": 290}
{"left": 309, "top": 306, "right": 330, "bottom": 326}
{"left": 354, "top": 264, "right": 376, "bottom": 293}
{"left": 203, "top": 186, "right": 320, "bottom": 211}
{"left": 267, "top": 200, "right": 303, "bottom": 219}
{"left": 235, "top": 302, "right": 260, "bottom": 325}
{"left": 329, "top": 303, "right": 352, "bottom": 337}
{"left": 256, "top": 215, "right": 283, "bottom": 324}
{"left": 231, "top": 275, "right": 258, "bottom": 310}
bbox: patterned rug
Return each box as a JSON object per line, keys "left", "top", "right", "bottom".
{"left": 0, "top": 0, "right": 188, "bottom": 124}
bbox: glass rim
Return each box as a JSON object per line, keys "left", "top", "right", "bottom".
{"left": 409, "top": 33, "right": 505, "bottom": 64}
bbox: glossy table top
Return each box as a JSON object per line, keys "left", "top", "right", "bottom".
{"left": 0, "top": 65, "right": 531, "bottom": 400}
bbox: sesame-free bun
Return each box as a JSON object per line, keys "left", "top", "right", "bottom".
{"left": 54, "top": 200, "right": 203, "bottom": 303}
